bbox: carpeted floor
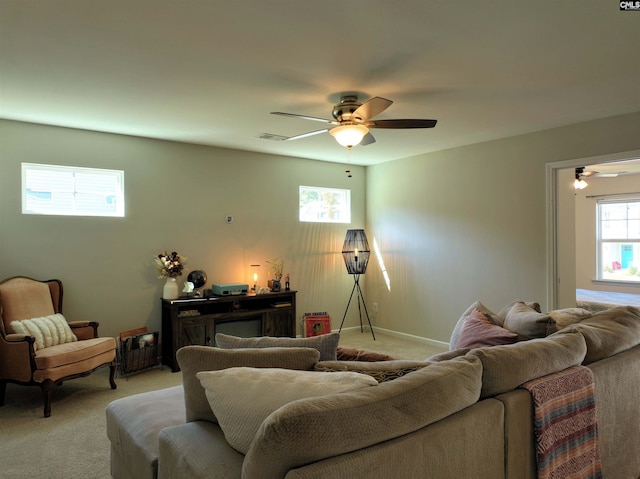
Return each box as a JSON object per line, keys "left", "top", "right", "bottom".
{"left": 0, "top": 329, "right": 447, "bottom": 478}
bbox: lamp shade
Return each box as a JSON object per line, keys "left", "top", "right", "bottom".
{"left": 342, "top": 229, "right": 370, "bottom": 274}
{"left": 329, "top": 124, "right": 369, "bottom": 148}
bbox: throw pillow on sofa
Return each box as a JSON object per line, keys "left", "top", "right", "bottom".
{"left": 503, "top": 301, "right": 555, "bottom": 339}
{"left": 449, "top": 301, "right": 502, "bottom": 350}
{"left": 314, "top": 359, "right": 429, "bottom": 382}
{"left": 496, "top": 299, "right": 542, "bottom": 324}
{"left": 455, "top": 309, "right": 519, "bottom": 349}
{"left": 197, "top": 367, "right": 378, "bottom": 453}
{"left": 215, "top": 332, "right": 340, "bottom": 361}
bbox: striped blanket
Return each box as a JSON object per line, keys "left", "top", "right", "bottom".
{"left": 521, "top": 366, "right": 603, "bottom": 479}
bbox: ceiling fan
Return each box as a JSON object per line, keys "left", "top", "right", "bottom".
{"left": 270, "top": 95, "right": 437, "bottom": 148}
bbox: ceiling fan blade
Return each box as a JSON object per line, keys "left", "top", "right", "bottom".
{"left": 365, "top": 119, "right": 437, "bottom": 129}
{"left": 352, "top": 97, "right": 393, "bottom": 122}
{"left": 283, "top": 129, "right": 329, "bottom": 141}
{"left": 360, "top": 132, "right": 376, "bottom": 146}
{"left": 271, "top": 112, "right": 336, "bottom": 124}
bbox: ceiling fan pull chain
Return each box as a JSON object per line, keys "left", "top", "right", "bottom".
{"left": 345, "top": 148, "right": 352, "bottom": 178}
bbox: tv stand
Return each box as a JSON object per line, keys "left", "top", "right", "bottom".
{"left": 161, "top": 291, "right": 296, "bottom": 372}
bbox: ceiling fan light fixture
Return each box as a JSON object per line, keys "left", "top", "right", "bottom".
{"left": 329, "top": 124, "right": 369, "bottom": 148}
{"left": 574, "top": 178, "right": 588, "bottom": 190}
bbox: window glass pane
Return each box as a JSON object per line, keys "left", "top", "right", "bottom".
{"left": 299, "top": 186, "right": 350, "bottom": 223}
{"left": 629, "top": 220, "right": 640, "bottom": 239}
{"left": 601, "top": 219, "right": 628, "bottom": 239}
{"left": 601, "top": 203, "right": 627, "bottom": 220}
{"left": 629, "top": 202, "right": 640, "bottom": 220}
{"left": 600, "top": 241, "right": 640, "bottom": 282}
{"left": 22, "top": 163, "right": 124, "bottom": 217}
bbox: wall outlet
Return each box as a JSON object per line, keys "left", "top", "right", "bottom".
{"left": 372, "top": 302, "right": 378, "bottom": 313}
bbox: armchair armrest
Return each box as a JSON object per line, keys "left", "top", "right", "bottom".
{"left": 5, "top": 333, "right": 35, "bottom": 343}
{"left": 69, "top": 321, "right": 100, "bottom": 340}
{"left": 0, "top": 333, "right": 36, "bottom": 382}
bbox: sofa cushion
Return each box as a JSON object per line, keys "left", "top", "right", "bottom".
{"left": 557, "top": 306, "right": 640, "bottom": 364}
{"left": 456, "top": 309, "right": 519, "bottom": 349}
{"left": 547, "top": 307, "right": 592, "bottom": 330}
{"left": 158, "top": 421, "right": 244, "bottom": 479}
{"left": 10, "top": 314, "right": 78, "bottom": 351}
{"left": 450, "top": 301, "right": 501, "bottom": 350}
{"left": 107, "top": 385, "right": 186, "bottom": 479}
{"left": 33, "top": 336, "right": 116, "bottom": 369}
{"left": 176, "top": 345, "right": 320, "bottom": 423}
{"left": 503, "top": 301, "right": 555, "bottom": 339}
{"left": 197, "top": 367, "right": 378, "bottom": 454}
{"left": 242, "top": 355, "right": 483, "bottom": 479}
{"left": 468, "top": 330, "right": 587, "bottom": 398}
{"left": 215, "top": 332, "right": 339, "bottom": 361}
{"left": 314, "top": 359, "right": 429, "bottom": 382}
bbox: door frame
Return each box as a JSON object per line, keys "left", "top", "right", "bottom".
{"left": 546, "top": 148, "right": 640, "bottom": 309}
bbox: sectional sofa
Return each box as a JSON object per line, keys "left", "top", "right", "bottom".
{"left": 106, "top": 305, "right": 640, "bottom": 479}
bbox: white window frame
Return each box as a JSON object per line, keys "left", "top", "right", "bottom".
{"left": 22, "top": 163, "right": 125, "bottom": 217}
{"left": 596, "top": 197, "right": 640, "bottom": 282}
{"left": 299, "top": 185, "right": 351, "bottom": 223}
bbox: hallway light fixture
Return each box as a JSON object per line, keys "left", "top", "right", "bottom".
{"left": 330, "top": 124, "right": 369, "bottom": 148}
{"left": 574, "top": 167, "right": 588, "bottom": 190}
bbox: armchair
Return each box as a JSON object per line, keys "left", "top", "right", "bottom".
{"left": 0, "top": 276, "right": 117, "bottom": 417}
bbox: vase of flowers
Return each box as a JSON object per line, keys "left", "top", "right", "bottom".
{"left": 155, "top": 251, "right": 187, "bottom": 300}
{"left": 266, "top": 257, "right": 284, "bottom": 292}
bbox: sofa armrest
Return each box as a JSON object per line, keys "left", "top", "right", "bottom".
{"left": 69, "top": 321, "right": 99, "bottom": 340}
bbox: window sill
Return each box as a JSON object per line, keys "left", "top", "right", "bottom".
{"left": 592, "top": 279, "right": 640, "bottom": 288}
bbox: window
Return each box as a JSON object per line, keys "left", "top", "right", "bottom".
{"left": 597, "top": 198, "right": 640, "bottom": 282}
{"left": 299, "top": 186, "right": 350, "bottom": 223}
{"left": 22, "top": 163, "right": 125, "bottom": 217}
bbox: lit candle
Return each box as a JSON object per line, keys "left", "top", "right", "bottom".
{"left": 354, "top": 248, "right": 358, "bottom": 261}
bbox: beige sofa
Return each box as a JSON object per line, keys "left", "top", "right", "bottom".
{"left": 106, "top": 306, "right": 640, "bottom": 479}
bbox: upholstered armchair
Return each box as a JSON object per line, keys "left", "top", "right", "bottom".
{"left": 0, "top": 276, "right": 117, "bottom": 417}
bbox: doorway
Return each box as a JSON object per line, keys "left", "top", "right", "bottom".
{"left": 546, "top": 149, "right": 640, "bottom": 309}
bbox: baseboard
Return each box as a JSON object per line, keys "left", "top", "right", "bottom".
{"left": 336, "top": 326, "right": 450, "bottom": 349}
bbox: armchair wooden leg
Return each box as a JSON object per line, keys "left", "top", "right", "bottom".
{"left": 109, "top": 363, "right": 117, "bottom": 390}
{"left": 0, "top": 381, "right": 6, "bottom": 407}
{"left": 41, "top": 380, "right": 54, "bottom": 418}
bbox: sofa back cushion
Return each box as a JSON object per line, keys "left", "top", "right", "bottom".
{"left": 243, "top": 355, "right": 483, "bottom": 479}
{"left": 176, "top": 346, "right": 320, "bottom": 423}
{"left": 468, "top": 330, "right": 587, "bottom": 398}
{"left": 215, "top": 332, "right": 339, "bottom": 361}
{"left": 557, "top": 306, "right": 640, "bottom": 364}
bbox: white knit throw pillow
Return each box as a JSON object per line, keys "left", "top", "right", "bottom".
{"left": 10, "top": 313, "right": 78, "bottom": 351}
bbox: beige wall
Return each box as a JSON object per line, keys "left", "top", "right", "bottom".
{"left": 575, "top": 172, "right": 640, "bottom": 295}
{"left": 365, "top": 111, "right": 640, "bottom": 343}
{"left": 0, "top": 120, "right": 366, "bottom": 338}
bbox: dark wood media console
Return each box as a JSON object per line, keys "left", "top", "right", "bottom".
{"left": 161, "top": 291, "right": 297, "bottom": 372}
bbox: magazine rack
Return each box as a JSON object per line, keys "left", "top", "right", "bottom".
{"left": 119, "top": 327, "right": 159, "bottom": 375}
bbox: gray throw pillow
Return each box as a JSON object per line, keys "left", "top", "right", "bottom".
{"left": 503, "top": 301, "right": 555, "bottom": 339}
{"left": 215, "top": 332, "right": 340, "bottom": 361}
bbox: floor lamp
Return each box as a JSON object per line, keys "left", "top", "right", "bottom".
{"left": 339, "top": 229, "right": 376, "bottom": 340}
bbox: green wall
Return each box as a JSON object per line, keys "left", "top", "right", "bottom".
{"left": 365, "top": 111, "right": 640, "bottom": 343}
{"left": 0, "top": 120, "right": 366, "bottom": 338}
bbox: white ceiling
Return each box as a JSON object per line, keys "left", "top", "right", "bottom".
{"left": 1, "top": 0, "right": 640, "bottom": 166}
